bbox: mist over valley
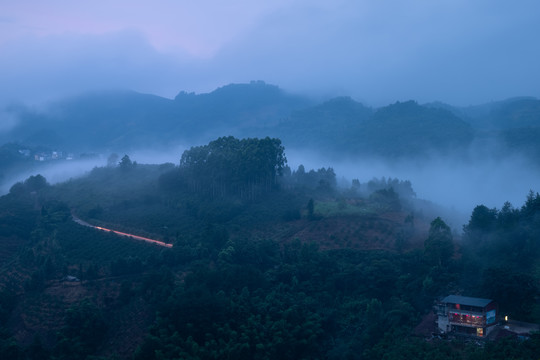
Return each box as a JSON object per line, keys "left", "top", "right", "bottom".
{"left": 2, "top": 82, "right": 539, "bottom": 227}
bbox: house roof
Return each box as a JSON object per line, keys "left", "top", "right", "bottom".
{"left": 442, "top": 295, "right": 493, "bottom": 308}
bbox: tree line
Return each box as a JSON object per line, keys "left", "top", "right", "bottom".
{"left": 161, "top": 136, "right": 286, "bottom": 200}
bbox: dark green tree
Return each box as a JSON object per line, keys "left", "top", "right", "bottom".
{"left": 119, "top": 154, "right": 134, "bottom": 170}
{"left": 24, "top": 174, "right": 48, "bottom": 192}
{"left": 464, "top": 205, "right": 498, "bottom": 233}
{"left": 54, "top": 299, "right": 107, "bottom": 358}
{"left": 424, "top": 217, "right": 454, "bottom": 267}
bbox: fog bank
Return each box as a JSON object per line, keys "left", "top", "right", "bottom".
{"left": 0, "top": 158, "right": 106, "bottom": 195}
{"left": 3, "top": 144, "right": 538, "bottom": 231}
{"left": 286, "top": 148, "right": 539, "bottom": 221}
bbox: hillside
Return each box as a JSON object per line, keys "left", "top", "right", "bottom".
{"left": 276, "top": 99, "right": 475, "bottom": 158}
{"left": 427, "top": 97, "right": 540, "bottom": 158}
{"left": 0, "top": 137, "right": 538, "bottom": 359}
{"left": 465, "top": 97, "right": 540, "bottom": 130}
{"left": 362, "top": 100, "right": 474, "bottom": 157}
{"left": 0, "top": 141, "right": 429, "bottom": 358}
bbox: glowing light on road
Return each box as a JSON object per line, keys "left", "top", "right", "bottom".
{"left": 72, "top": 215, "right": 172, "bottom": 248}
{"left": 95, "top": 226, "right": 173, "bottom": 248}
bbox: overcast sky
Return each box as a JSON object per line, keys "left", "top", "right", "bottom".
{"left": 1, "top": 0, "right": 539, "bottom": 106}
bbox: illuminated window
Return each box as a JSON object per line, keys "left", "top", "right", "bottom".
{"left": 476, "top": 328, "right": 483, "bottom": 337}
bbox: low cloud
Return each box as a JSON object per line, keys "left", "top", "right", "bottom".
{"left": 1, "top": 1, "right": 539, "bottom": 107}
{"left": 0, "top": 157, "right": 106, "bottom": 195}
{"left": 286, "top": 146, "right": 540, "bottom": 224}
{"left": 0, "top": 30, "right": 194, "bottom": 105}
{"left": 0, "top": 110, "right": 18, "bottom": 133}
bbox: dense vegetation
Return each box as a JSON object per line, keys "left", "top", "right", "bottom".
{"left": 0, "top": 136, "right": 538, "bottom": 359}
{"left": 461, "top": 194, "right": 540, "bottom": 321}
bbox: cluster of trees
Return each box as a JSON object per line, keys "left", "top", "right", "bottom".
{"left": 54, "top": 299, "right": 108, "bottom": 359}
{"left": 134, "top": 238, "right": 428, "bottom": 359}
{"left": 461, "top": 191, "right": 540, "bottom": 320}
{"left": 9, "top": 174, "right": 48, "bottom": 195}
{"left": 366, "top": 177, "right": 416, "bottom": 199}
{"left": 132, "top": 211, "right": 538, "bottom": 359}
{"left": 162, "top": 137, "right": 286, "bottom": 200}
{"left": 284, "top": 165, "right": 337, "bottom": 193}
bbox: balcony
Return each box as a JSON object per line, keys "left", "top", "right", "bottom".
{"left": 448, "top": 312, "right": 485, "bottom": 327}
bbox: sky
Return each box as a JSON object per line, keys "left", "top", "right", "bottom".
{"left": 1, "top": 0, "right": 540, "bottom": 106}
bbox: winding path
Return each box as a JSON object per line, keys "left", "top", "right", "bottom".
{"left": 72, "top": 215, "right": 173, "bottom": 248}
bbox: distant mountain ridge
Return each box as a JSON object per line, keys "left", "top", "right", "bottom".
{"left": 1, "top": 81, "right": 539, "bottom": 160}
{"left": 2, "top": 81, "right": 312, "bottom": 152}
{"left": 173, "top": 81, "right": 312, "bottom": 132}
{"left": 425, "top": 97, "right": 540, "bottom": 130}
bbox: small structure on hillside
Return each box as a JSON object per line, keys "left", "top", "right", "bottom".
{"left": 63, "top": 275, "right": 80, "bottom": 282}
{"left": 436, "top": 295, "right": 498, "bottom": 338}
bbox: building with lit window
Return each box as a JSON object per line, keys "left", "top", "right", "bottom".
{"left": 437, "top": 295, "right": 498, "bottom": 337}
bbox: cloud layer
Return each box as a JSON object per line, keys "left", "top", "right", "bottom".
{"left": 1, "top": 1, "right": 539, "bottom": 106}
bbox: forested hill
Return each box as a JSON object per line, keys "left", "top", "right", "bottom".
{"left": 275, "top": 99, "right": 474, "bottom": 157}
{"left": 0, "top": 137, "right": 540, "bottom": 360}
{"left": 427, "top": 97, "right": 540, "bottom": 130}
{"left": 174, "top": 81, "right": 311, "bottom": 130}
{"left": 2, "top": 81, "right": 539, "bottom": 161}
{"left": 426, "top": 97, "right": 540, "bottom": 158}
{"left": 0, "top": 136, "right": 539, "bottom": 359}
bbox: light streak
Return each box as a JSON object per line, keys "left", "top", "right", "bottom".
{"left": 94, "top": 226, "right": 173, "bottom": 248}
{"left": 72, "top": 215, "right": 172, "bottom": 248}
